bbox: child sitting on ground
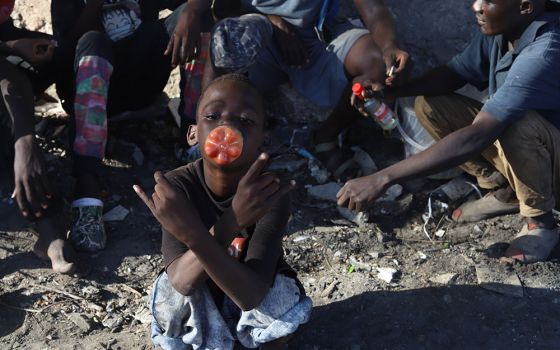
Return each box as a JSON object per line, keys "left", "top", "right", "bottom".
{"left": 134, "top": 74, "right": 312, "bottom": 350}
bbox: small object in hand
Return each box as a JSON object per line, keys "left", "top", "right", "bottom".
{"left": 387, "top": 65, "right": 396, "bottom": 77}
{"left": 204, "top": 126, "right": 244, "bottom": 165}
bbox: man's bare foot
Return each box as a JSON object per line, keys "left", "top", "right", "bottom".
{"left": 33, "top": 217, "right": 77, "bottom": 274}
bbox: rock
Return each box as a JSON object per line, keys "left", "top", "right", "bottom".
{"left": 307, "top": 182, "right": 341, "bottom": 202}
{"left": 352, "top": 147, "right": 378, "bottom": 175}
{"left": 320, "top": 280, "right": 338, "bottom": 298}
{"left": 315, "top": 226, "right": 339, "bottom": 234}
{"left": 133, "top": 307, "right": 152, "bottom": 325}
{"left": 66, "top": 313, "right": 92, "bottom": 333}
{"left": 430, "top": 273, "right": 459, "bottom": 285}
{"left": 349, "top": 255, "right": 372, "bottom": 272}
{"left": 435, "top": 229, "right": 446, "bottom": 238}
{"left": 102, "top": 315, "right": 124, "bottom": 330}
{"left": 376, "top": 230, "right": 393, "bottom": 243}
{"left": 377, "top": 267, "right": 398, "bottom": 284}
{"left": 379, "top": 184, "right": 403, "bottom": 202}
{"left": 293, "top": 235, "right": 311, "bottom": 243}
{"left": 337, "top": 207, "right": 370, "bottom": 227}
{"left": 103, "top": 205, "right": 130, "bottom": 222}
{"left": 476, "top": 265, "right": 524, "bottom": 298}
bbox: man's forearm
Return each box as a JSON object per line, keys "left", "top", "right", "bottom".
{"left": 354, "top": 0, "right": 397, "bottom": 50}
{"left": 391, "top": 65, "right": 467, "bottom": 98}
{"left": 381, "top": 115, "right": 504, "bottom": 187}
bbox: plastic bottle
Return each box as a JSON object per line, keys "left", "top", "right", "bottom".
{"left": 352, "top": 83, "right": 398, "bottom": 131}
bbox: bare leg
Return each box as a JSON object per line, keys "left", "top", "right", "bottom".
{"left": 313, "top": 35, "right": 385, "bottom": 180}
{"left": 33, "top": 215, "right": 77, "bottom": 274}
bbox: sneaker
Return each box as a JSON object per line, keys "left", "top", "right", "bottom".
{"left": 70, "top": 198, "right": 106, "bottom": 252}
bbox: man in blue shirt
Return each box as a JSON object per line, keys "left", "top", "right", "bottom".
{"left": 338, "top": 0, "right": 560, "bottom": 263}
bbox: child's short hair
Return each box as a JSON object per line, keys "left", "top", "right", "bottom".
{"left": 197, "top": 73, "right": 269, "bottom": 128}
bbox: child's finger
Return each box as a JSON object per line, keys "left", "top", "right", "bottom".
{"left": 253, "top": 173, "right": 279, "bottom": 190}
{"left": 154, "top": 171, "right": 172, "bottom": 187}
{"left": 164, "top": 35, "right": 174, "bottom": 56}
{"left": 259, "top": 178, "right": 280, "bottom": 198}
{"left": 133, "top": 185, "right": 156, "bottom": 215}
{"left": 244, "top": 153, "right": 269, "bottom": 182}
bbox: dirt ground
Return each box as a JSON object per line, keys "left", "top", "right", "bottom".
{"left": 2, "top": 2, "right": 560, "bottom": 350}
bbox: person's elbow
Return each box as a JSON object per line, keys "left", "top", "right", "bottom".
{"left": 237, "top": 280, "right": 270, "bottom": 311}
{"left": 167, "top": 269, "right": 201, "bottom": 296}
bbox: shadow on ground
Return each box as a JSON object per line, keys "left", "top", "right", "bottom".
{"left": 292, "top": 285, "right": 560, "bottom": 349}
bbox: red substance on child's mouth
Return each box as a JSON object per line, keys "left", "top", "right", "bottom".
{"left": 204, "top": 126, "right": 243, "bottom": 165}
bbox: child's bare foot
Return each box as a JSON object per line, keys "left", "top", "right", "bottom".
{"left": 33, "top": 217, "right": 77, "bottom": 274}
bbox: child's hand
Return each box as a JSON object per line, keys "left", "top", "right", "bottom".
{"left": 134, "top": 172, "right": 203, "bottom": 241}
{"left": 231, "top": 153, "right": 295, "bottom": 230}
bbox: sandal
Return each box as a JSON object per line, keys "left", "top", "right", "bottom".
{"left": 505, "top": 224, "right": 559, "bottom": 263}
{"left": 312, "top": 139, "right": 361, "bottom": 182}
{"left": 452, "top": 192, "right": 519, "bottom": 223}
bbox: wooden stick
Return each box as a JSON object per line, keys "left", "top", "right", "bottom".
{"left": 29, "top": 284, "right": 85, "bottom": 300}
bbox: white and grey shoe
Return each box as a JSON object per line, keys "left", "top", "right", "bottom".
{"left": 70, "top": 198, "right": 106, "bottom": 252}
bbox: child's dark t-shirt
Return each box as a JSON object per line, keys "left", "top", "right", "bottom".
{"left": 161, "top": 159, "right": 296, "bottom": 281}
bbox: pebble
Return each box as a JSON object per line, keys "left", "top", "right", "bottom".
{"left": 66, "top": 313, "right": 92, "bottom": 333}
{"left": 429, "top": 273, "right": 459, "bottom": 285}
{"left": 102, "top": 315, "right": 124, "bottom": 329}
{"left": 321, "top": 280, "right": 338, "bottom": 298}
{"left": 377, "top": 267, "right": 398, "bottom": 283}
{"left": 103, "top": 205, "right": 130, "bottom": 222}
{"left": 349, "top": 255, "right": 372, "bottom": 272}
{"left": 476, "top": 265, "right": 523, "bottom": 298}
{"left": 337, "top": 207, "right": 370, "bottom": 227}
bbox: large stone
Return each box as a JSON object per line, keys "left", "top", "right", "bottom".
{"left": 476, "top": 265, "right": 524, "bottom": 298}
{"left": 307, "top": 183, "right": 342, "bottom": 202}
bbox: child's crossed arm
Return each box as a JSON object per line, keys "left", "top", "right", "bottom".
{"left": 135, "top": 153, "right": 295, "bottom": 310}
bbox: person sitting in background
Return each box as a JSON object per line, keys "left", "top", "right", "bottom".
{"left": 338, "top": 0, "right": 560, "bottom": 263}
{"left": 50, "top": 0, "right": 213, "bottom": 252}
{"left": 1, "top": 0, "right": 76, "bottom": 273}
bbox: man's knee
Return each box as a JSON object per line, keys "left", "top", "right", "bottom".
{"left": 498, "top": 113, "right": 543, "bottom": 153}
{"left": 345, "top": 35, "right": 384, "bottom": 81}
{"left": 414, "top": 95, "right": 443, "bottom": 133}
{"left": 75, "top": 31, "right": 113, "bottom": 67}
